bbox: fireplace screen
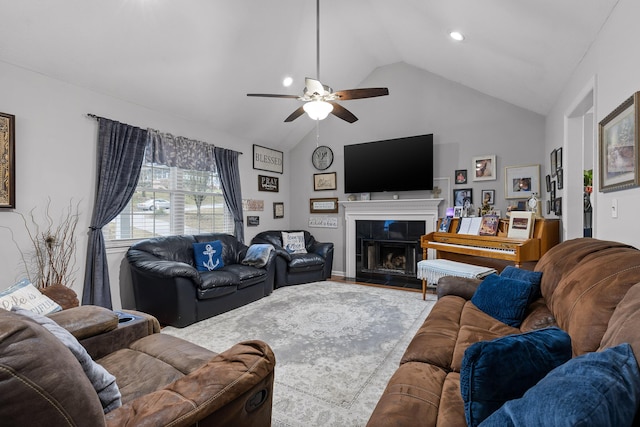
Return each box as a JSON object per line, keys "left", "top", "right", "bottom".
{"left": 362, "top": 240, "right": 416, "bottom": 276}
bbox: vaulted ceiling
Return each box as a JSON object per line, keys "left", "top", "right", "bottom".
{"left": 0, "top": 0, "right": 619, "bottom": 148}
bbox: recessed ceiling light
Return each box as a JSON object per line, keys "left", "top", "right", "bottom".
{"left": 450, "top": 31, "right": 465, "bottom": 41}
{"left": 283, "top": 76, "right": 293, "bottom": 87}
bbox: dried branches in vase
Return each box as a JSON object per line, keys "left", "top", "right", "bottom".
{"left": 19, "top": 199, "right": 81, "bottom": 289}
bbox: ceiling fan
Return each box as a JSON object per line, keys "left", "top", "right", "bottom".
{"left": 246, "top": 0, "right": 389, "bottom": 123}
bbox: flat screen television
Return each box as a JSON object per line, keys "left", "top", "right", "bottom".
{"left": 343, "top": 134, "right": 433, "bottom": 193}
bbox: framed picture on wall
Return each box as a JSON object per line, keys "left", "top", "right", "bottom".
{"left": 472, "top": 155, "right": 497, "bottom": 181}
{"left": 598, "top": 91, "right": 640, "bottom": 192}
{"left": 313, "top": 172, "right": 337, "bottom": 191}
{"left": 0, "top": 112, "right": 15, "bottom": 209}
{"left": 455, "top": 169, "right": 467, "bottom": 184}
{"left": 453, "top": 188, "right": 473, "bottom": 207}
{"left": 504, "top": 164, "right": 540, "bottom": 199}
{"left": 481, "top": 189, "right": 495, "bottom": 205}
{"left": 273, "top": 202, "right": 284, "bottom": 219}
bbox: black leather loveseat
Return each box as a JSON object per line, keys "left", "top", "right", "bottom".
{"left": 251, "top": 230, "right": 334, "bottom": 287}
{"left": 126, "top": 233, "right": 275, "bottom": 327}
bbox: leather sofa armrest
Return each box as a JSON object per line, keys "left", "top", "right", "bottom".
{"left": 48, "top": 305, "right": 118, "bottom": 340}
{"left": 127, "top": 249, "right": 202, "bottom": 285}
{"left": 309, "top": 241, "right": 334, "bottom": 259}
{"left": 436, "top": 276, "right": 482, "bottom": 300}
{"left": 105, "top": 340, "right": 276, "bottom": 427}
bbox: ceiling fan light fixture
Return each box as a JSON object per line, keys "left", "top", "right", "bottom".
{"left": 303, "top": 100, "right": 333, "bottom": 120}
{"left": 450, "top": 31, "right": 465, "bottom": 41}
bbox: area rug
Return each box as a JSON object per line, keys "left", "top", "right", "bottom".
{"left": 162, "top": 281, "right": 436, "bottom": 426}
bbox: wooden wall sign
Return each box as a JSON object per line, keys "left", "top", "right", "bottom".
{"left": 258, "top": 175, "right": 279, "bottom": 192}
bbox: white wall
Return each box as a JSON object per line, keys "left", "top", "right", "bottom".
{"left": 288, "top": 62, "right": 545, "bottom": 275}
{"left": 0, "top": 60, "right": 290, "bottom": 309}
{"left": 545, "top": 0, "right": 640, "bottom": 248}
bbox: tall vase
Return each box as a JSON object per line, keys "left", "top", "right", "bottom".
{"left": 40, "top": 283, "right": 79, "bottom": 310}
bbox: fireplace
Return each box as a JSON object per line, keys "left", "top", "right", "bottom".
{"left": 356, "top": 219, "right": 423, "bottom": 284}
{"left": 341, "top": 198, "right": 442, "bottom": 287}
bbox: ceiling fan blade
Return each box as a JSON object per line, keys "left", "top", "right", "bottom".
{"left": 284, "top": 106, "right": 306, "bottom": 122}
{"left": 247, "top": 93, "right": 300, "bottom": 98}
{"left": 305, "top": 77, "right": 325, "bottom": 95}
{"left": 334, "top": 88, "right": 389, "bottom": 100}
{"left": 329, "top": 102, "right": 358, "bottom": 123}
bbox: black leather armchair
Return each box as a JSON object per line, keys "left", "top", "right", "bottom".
{"left": 126, "top": 233, "right": 276, "bottom": 327}
{"left": 251, "top": 230, "right": 334, "bottom": 287}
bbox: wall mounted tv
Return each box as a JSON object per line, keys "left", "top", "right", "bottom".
{"left": 343, "top": 134, "right": 433, "bottom": 194}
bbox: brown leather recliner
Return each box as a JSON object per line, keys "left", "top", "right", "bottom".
{"left": 0, "top": 305, "right": 275, "bottom": 427}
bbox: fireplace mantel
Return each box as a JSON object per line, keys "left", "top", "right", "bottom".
{"left": 341, "top": 198, "right": 443, "bottom": 278}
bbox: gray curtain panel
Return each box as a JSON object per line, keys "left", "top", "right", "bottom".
{"left": 82, "top": 118, "right": 147, "bottom": 308}
{"left": 214, "top": 147, "right": 245, "bottom": 243}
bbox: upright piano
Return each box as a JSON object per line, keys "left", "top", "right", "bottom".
{"left": 421, "top": 218, "right": 560, "bottom": 271}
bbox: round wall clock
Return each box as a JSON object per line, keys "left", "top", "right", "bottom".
{"left": 312, "top": 145, "right": 334, "bottom": 170}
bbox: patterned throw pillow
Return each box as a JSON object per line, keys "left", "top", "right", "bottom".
{"left": 193, "top": 240, "right": 225, "bottom": 272}
{"left": 282, "top": 231, "right": 307, "bottom": 254}
{"left": 0, "top": 278, "right": 62, "bottom": 315}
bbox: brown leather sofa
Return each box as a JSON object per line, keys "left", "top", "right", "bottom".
{"left": 0, "top": 305, "right": 275, "bottom": 426}
{"left": 367, "top": 238, "right": 640, "bottom": 426}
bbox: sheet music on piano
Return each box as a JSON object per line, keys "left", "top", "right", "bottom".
{"left": 457, "top": 217, "right": 482, "bottom": 235}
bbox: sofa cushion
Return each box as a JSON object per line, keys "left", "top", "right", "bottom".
{"left": 288, "top": 253, "right": 325, "bottom": 272}
{"left": 222, "top": 264, "right": 267, "bottom": 289}
{"left": 12, "top": 307, "right": 122, "bottom": 413}
{"left": 480, "top": 343, "right": 640, "bottom": 427}
{"left": 242, "top": 244, "right": 273, "bottom": 268}
{"left": 500, "top": 266, "right": 542, "bottom": 300}
{"left": 282, "top": 231, "right": 307, "bottom": 254}
{"left": 193, "top": 240, "right": 225, "bottom": 271}
{"left": 0, "top": 278, "right": 62, "bottom": 315}
{"left": 460, "top": 327, "right": 572, "bottom": 427}
{"left": 471, "top": 274, "right": 534, "bottom": 327}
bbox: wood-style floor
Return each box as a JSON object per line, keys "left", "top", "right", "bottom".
{"left": 330, "top": 276, "right": 437, "bottom": 296}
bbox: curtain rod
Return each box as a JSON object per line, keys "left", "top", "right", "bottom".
{"left": 86, "top": 113, "right": 243, "bottom": 155}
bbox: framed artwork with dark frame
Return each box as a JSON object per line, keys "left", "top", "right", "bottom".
{"left": 504, "top": 164, "right": 540, "bottom": 199}
{"left": 455, "top": 169, "right": 467, "bottom": 184}
{"left": 554, "top": 197, "right": 563, "bottom": 215}
{"left": 0, "top": 112, "right": 16, "bottom": 209}
{"left": 546, "top": 174, "right": 552, "bottom": 192}
{"left": 453, "top": 188, "right": 473, "bottom": 207}
{"left": 481, "top": 189, "right": 495, "bottom": 205}
{"left": 557, "top": 168, "right": 564, "bottom": 189}
{"left": 599, "top": 92, "right": 640, "bottom": 192}
{"left": 472, "top": 154, "right": 497, "bottom": 181}
{"left": 273, "top": 202, "right": 284, "bottom": 219}
{"left": 550, "top": 149, "right": 557, "bottom": 177}
{"left": 313, "top": 172, "right": 337, "bottom": 191}
{"left": 556, "top": 147, "right": 563, "bottom": 171}
{"left": 309, "top": 197, "right": 339, "bottom": 213}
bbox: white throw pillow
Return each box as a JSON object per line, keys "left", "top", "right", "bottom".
{"left": 281, "top": 231, "right": 307, "bottom": 254}
{"left": 0, "top": 278, "right": 62, "bottom": 315}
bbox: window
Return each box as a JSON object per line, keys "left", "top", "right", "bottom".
{"left": 105, "top": 162, "right": 234, "bottom": 241}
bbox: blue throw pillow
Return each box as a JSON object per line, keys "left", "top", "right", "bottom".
{"left": 460, "top": 327, "right": 572, "bottom": 427}
{"left": 501, "top": 266, "right": 543, "bottom": 300}
{"left": 193, "top": 240, "right": 224, "bottom": 272}
{"left": 471, "top": 273, "right": 535, "bottom": 327}
{"left": 480, "top": 343, "right": 640, "bottom": 427}
{"left": 241, "top": 244, "right": 274, "bottom": 268}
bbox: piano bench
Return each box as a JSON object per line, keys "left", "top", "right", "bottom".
{"left": 417, "top": 259, "right": 496, "bottom": 300}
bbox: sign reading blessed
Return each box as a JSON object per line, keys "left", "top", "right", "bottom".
{"left": 253, "top": 144, "right": 283, "bottom": 174}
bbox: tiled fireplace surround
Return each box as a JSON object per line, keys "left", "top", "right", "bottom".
{"left": 341, "top": 199, "right": 443, "bottom": 283}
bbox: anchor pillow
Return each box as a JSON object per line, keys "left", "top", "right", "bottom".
{"left": 193, "top": 240, "right": 225, "bottom": 272}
